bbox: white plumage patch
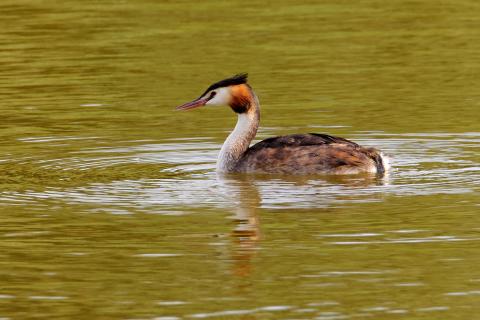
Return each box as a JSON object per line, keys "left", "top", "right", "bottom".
{"left": 205, "top": 87, "right": 231, "bottom": 107}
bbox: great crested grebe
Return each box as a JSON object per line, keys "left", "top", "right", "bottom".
{"left": 176, "top": 74, "right": 390, "bottom": 175}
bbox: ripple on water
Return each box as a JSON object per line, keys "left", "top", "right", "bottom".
{"left": 157, "top": 301, "right": 188, "bottom": 306}
{"left": 28, "top": 296, "right": 68, "bottom": 300}
{"left": 134, "top": 253, "right": 182, "bottom": 258}
{"left": 326, "top": 236, "right": 480, "bottom": 246}
{"left": 0, "top": 133, "right": 479, "bottom": 211}
{"left": 188, "top": 305, "right": 293, "bottom": 318}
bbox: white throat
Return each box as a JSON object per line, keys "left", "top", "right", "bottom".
{"left": 217, "top": 109, "right": 259, "bottom": 172}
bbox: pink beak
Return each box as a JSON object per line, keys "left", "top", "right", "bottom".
{"left": 175, "top": 97, "right": 209, "bottom": 111}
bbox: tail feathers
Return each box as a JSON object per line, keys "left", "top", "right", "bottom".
{"left": 364, "top": 147, "right": 390, "bottom": 175}
{"left": 374, "top": 152, "right": 391, "bottom": 174}
{"left": 374, "top": 154, "right": 385, "bottom": 174}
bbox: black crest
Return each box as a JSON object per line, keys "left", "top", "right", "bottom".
{"left": 200, "top": 73, "right": 248, "bottom": 96}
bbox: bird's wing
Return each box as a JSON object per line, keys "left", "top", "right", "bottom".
{"left": 245, "top": 133, "right": 359, "bottom": 153}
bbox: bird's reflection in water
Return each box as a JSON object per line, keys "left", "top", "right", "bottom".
{"left": 216, "top": 171, "right": 389, "bottom": 278}
{"left": 217, "top": 173, "right": 261, "bottom": 277}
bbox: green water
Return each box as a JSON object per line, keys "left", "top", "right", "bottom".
{"left": 1, "top": 1, "right": 480, "bottom": 319}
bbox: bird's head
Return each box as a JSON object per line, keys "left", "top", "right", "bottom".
{"left": 176, "top": 73, "right": 252, "bottom": 113}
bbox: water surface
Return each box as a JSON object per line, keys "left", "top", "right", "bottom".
{"left": 1, "top": 1, "right": 479, "bottom": 319}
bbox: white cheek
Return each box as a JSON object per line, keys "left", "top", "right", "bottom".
{"left": 206, "top": 88, "right": 230, "bottom": 106}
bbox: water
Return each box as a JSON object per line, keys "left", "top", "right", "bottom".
{"left": 1, "top": 1, "right": 479, "bottom": 319}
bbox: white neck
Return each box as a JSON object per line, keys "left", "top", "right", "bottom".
{"left": 217, "top": 96, "right": 260, "bottom": 172}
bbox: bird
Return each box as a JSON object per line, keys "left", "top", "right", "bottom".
{"left": 175, "top": 73, "right": 390, "bottom": 175}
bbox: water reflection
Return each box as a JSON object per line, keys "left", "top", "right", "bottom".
{"left": 217, "top": 173, "right": 261, "bottom": 278}
{"left": 215, "top": 171, "right": 394, "bottom": 279}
